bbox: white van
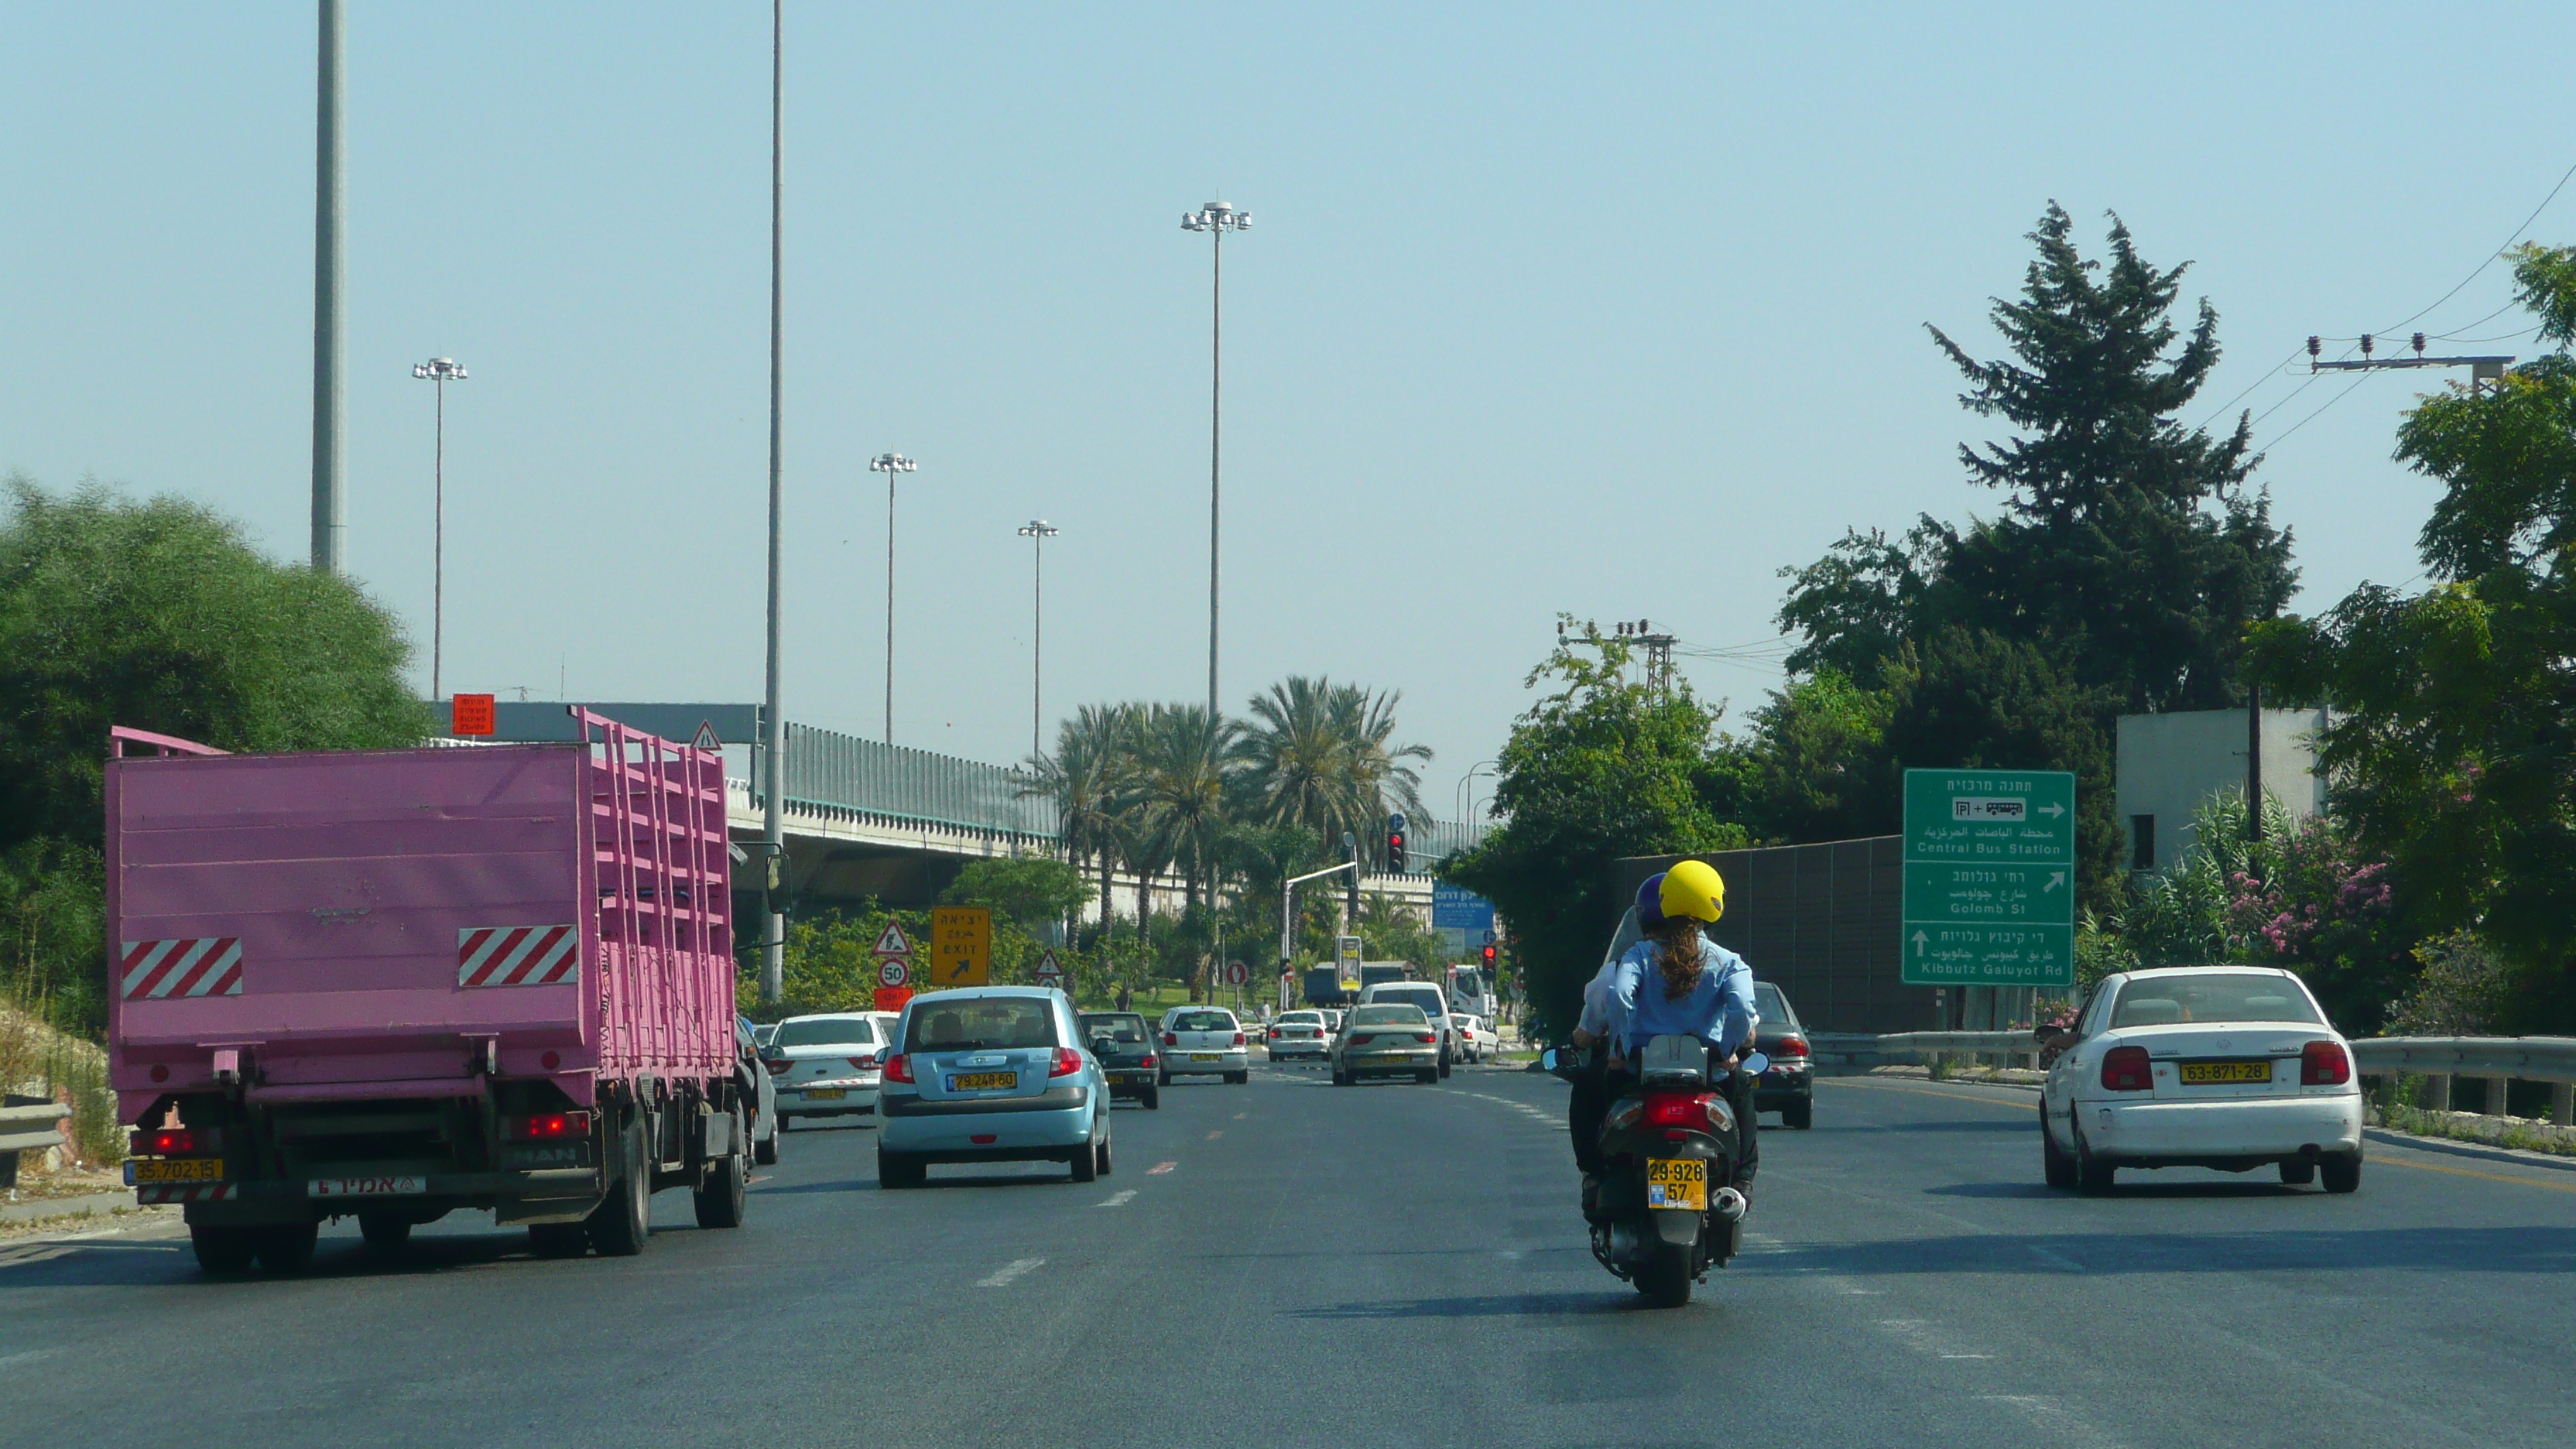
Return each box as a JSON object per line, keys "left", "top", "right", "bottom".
{"left": 1356, "top": 981, "right": 1454, "bottom": 1078}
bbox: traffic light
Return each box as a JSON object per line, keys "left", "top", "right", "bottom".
{"left": 1480, "top": 943, "right": 1497, "bottom": 971}
{"left": 1386, "top": 828, "right": 1405, "bottom": 873}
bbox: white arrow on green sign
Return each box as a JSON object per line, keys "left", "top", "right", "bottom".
{"left": 1900, "top": 769, "right": 2075, "bottom": 987}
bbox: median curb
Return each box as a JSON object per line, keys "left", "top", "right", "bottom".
{"left": 0, "top": 1190, "right": 133, "bottom": 1225}
{"left": 2365, "top": 1125, "right": 2576, "bottom": 1175}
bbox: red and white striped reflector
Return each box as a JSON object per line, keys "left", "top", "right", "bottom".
{"left": 137, "top": 1182, "right": 234, "bottom": 1204}
{"left": 120, "top": 939, "right": 242, "bottom": 1000}
{"left": 457, "top": 925, "right": 578, "bottom": 987}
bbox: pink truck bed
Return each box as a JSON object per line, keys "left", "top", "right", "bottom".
{"left": 106, "top": 714, "right": 734, "bottom": 1123}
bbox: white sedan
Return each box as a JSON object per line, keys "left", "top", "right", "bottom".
{"left": 2040, "top": 966, "right": 2364, "bottom": 1194}
{"left": 1449, "top": 1015, "right": 1495, "bottom": 1063}
{"left": 764, "top": 1012, "right": 892, "bottom": 1128}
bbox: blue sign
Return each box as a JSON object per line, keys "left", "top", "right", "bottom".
{"left": 1430, "top": 882, "right": 1495, "bottom": 931}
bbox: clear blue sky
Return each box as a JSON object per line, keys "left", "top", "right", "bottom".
{"left": 7, "top": 5, "right": 2573, "bottom": 819}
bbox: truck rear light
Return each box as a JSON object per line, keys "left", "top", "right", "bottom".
{"left": 1773, "top": 1035, "right": 1809, "bottom": 1059}
{"left": 2300, "top": 1040, "right": 2352, "bottom": 1086}
{"left": 1231, "top": 1032, "right": 1247, "bottom": 1047}
{"left": 509, "top": 1110, "right": 592, "bottom": 1141}
{"left": 882, "top": 1053, "right": 915, "bottom": 1084}
{"left": 1048, "top": 1047, "right": 1084, "bottom": 1077}
{"left": 133, "top": 1127, "right": 220, "bottom": 1156}
{"left": 2101, "top": 1045, "right": 2153, "bottom": 1091}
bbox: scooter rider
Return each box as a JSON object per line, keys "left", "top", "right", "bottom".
{"left": 1567, "top": 872, "right": 1666, "bottom": 1182}
{"left": 1601, "top": 860, "right": 1761, "bottom": 1197}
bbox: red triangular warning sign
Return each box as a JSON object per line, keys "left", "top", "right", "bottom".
{"left": 872, "top": 922, "right": 913, "bottom": 957}
{"left": 691, "top": 721, "right": 722, "bottom": 752}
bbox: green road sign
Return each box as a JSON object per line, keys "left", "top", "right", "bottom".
{"left": 1901, "top": 769, "right": 2075, "bottom": 987}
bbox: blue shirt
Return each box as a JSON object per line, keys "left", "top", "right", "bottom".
{"left": 1606, "top": 937, "right": 1757, "bottom": 1058}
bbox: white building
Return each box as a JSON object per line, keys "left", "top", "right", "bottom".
{"left": 2114, "top": 707, "right": 2331, "bottom": 873}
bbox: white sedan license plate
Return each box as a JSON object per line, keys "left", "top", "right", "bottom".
{"left": 310, "top": 1175, "right": 426, "bottom": 1198}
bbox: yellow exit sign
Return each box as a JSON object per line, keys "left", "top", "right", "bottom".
{"left": 929, "top": 906, "right": 992, "bottom": 986}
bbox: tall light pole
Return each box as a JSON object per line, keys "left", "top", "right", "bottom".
{"left": 872, "top": 452, "right": 916, "bottom": 744}
{"left": 1180, "top": 199, "right": 1249, "bottom": 721}
{"left": 410, "top": 357, "right": 467, "bottom": 701}
{"left": 1454, "top": 759, "right": 1498, "bottom": 845}
{"left": 759, "top": 0, "right": 786, "bottom": 1005}
{"left": 311, "top": 0, "right": 344, "bottom": 573}
{"left": 1016, "top": 520, "right": 1059, "bottom": 761}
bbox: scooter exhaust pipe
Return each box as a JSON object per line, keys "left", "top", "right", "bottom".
{"left": 1712, "top": 1187, "right": 1747, "bottom": 1221}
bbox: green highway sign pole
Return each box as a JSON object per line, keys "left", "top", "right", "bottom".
{"left": 1900, "top": 769, "right": 2076, "bottom": 988}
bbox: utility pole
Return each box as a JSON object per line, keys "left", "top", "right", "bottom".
{"left": 2304, "top": 333, "right": 2513, "bottom": 389}
{"left": 759, "top": 0, "right": 786, "bottom": 1006}
{"left": 1613, "top": 618, "right": 1676, "bottom": 691}
{"left": 311, "top": 0, "right": 344, "bottom": 573}
{"left": 1017, "top": 519, "right": 1059, "bottom": 761}
{"left": 411, "top": 358, "right": 467, "bottom": 701}
{"left": 2245, "top": 677, "right": 2263, "bottom": 865}
{"left": 872, "top": 452, "right": 917, "bottom": 744}
{"left": 1181, "top": 200, "right": 1249, "bottom": 721}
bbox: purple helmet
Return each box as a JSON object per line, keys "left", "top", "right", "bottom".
{"left": 1634, "top": 872, "right": 1669, "bottom": 932}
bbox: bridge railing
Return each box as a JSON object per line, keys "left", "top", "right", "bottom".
{"left": 739, "top": 724, "right": 1059, "bottom": 843}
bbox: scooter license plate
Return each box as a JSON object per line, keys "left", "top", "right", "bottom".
{"left": 1646, "top": 1158, "right": 1707, "bottom": 1211}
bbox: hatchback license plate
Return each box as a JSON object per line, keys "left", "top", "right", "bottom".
{"left": 135, "top": 1158, "right": 224, "bottom": 1184}
{"left": 1646, "top": 1158, "right": 1707, "bottom": 1211}
{"left": 1190, "top": 1053, "right": 1220, "bottom": 1062}
{"left": 950, "top": 1072, "right": 1016, "bottom": 1091}
{"left": 803, "top": 1087, "right": 846, "bottom": 1101}
{"left": 2180, "top": 1060, "right": 2272, "bottom": 1084}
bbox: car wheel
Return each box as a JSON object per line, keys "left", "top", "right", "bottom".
{"left": 877, "top": 1146, "right": 925, "bottom": 1189}
{"left": 2074, "top": 1115, "right": 2116, "bottom": 1196}
{"left": 1096, "top": 1132, "right": 1114, "bottom": 1177}
{"left": 1227, "top": 1070, "right": 1248, "bottom": 1085}
{"left": 528, "top": 1221, "right": 590, "bottom": 1258}
{"left": 1069, "top": 1131, "right": 1101, "bottom": 1184}
{"left": 1156, "top": 1070, "right": 1171, "bottom": 1088}
{"left": 190, "top": 1223, "right": 258, "bottom": 1275}
{"left": 2040, "top": 1105, "right": 2078, "bottom": 1189}
{"left": 1415, "top": 1068, "right": 1438, "bottom": 1085}
{"left": 1141, "top": 1087, "right": 1161, "bottom": 1110}
{"left": 358, "top": 1211, "right": 413, "bottom": 1255}
{"left": 1331, "top": 1067, "right": 1351, "bottom": 1086}
{"left": 2320, "top": 1153, "right": 2362, "bottom": 1194}
{"left": 255, "top": 1221, "right": 318, "bottom": 1274}
{"left": 1782, "top": 1098, "right": 1814, "bottom": 1131}
{"left": 753, "top": 1118, "right": 779, "bottom": 1166}
{"left": 1438, "top": 1048, "right": 1452, "bottom": 1080}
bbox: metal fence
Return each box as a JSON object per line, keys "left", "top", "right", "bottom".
{"left": 772, "top": 723, "right": 1058, "bottom": 841}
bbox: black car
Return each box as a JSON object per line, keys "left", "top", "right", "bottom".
{"left": 1079, "top": 1011, "right": 1162, "bottom": 1110}
{"left": 1750, "top": 982, "right": 1814, "bottom": 1129}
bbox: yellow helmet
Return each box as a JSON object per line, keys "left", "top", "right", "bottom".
{"left": 1658, "top": 859, "right": 1725, "bottom": 923}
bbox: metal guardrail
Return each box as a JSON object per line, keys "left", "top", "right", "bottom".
{"left": 0, "top": 1100, "right": 70, "bottom": 1155}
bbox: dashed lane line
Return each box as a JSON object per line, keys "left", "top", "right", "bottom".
{"left": 1147, "top": 1161, "right": 1177, "bottom": 1175}
{"left": 975, "top": 1257, "right": 1045, "bottom": 1288}
{"left": 1095, "top": 1190, "right": 1136, "bottom": 1208}
{"left": 1205, "top": 1130, "right": 1224, "bottom": 1140}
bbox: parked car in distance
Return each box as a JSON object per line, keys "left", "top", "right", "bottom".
{"left": 1080, "top": 1011, "right": 1163, "bottom": 1109}
{"left": 766, "top": 1013, "right": 889, "bottom": 1129}
{"left": 1159, "top": 1007, "right": 1249, "bottom": 1084}
{"left": 737, "top": 1016, "right": 780, "bottom": 1163}
{"left": 1450, "top": 1014, "right": 1495, "bottom": 1064}
{"left": 878, "top": 988, "right": 1114, "bottom": 1187}
{"left": 1750, "top": 983, "right": 1814, "bottom": 1129}
{"left": 1266, "top": 1010, "right": 1331, "bottom": 1060}
{"left": 1331, "top": 1004, "right": 1441, "bottom": 1086}
{"left": 2039, "top": 966, "right": 2364, "bottom": 1194}
{"left": 1358, "top": 981, "right": 1454, "bottom": 1077}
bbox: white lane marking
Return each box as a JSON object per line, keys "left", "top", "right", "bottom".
{"left": 1096, "top": 1190, "right": 1136, "bottom": 1208}
{"left": 976, "top": 1257, "right": 1045, "bottom": 1288}
{"left": 1205, "top": 1130, "right": 1224, "bottom": 1140}
{"left": 1877, "top": 1318, "right": 1991, "bottom": 1360}
{"left": 1499, "top": 1249, "right": 1526, "bottom": 1260}
{"left": 1148, "top": 1161, "right": 1177, "bottom": 1175}
{"left": 0, "top": 1349, "right": 58, "bottom": 1369}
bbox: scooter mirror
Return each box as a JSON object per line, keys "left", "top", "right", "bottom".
{"left": 1739, "top": 1051, "right": 1770, "bottom": 1077}
{"left": 1540, "top": 1048, "right": 1559, "bottom": 1071}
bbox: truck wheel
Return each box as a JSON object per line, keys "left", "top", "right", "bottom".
{"left": 694, "top": 1144, "right": 748, "bottom": 1229}
{"left": 358, "top": 1211, "right": 413, "bottom": 1254}
{"left": 753, "top": 1115, "right": 779, "bottom": 1166}
{"left": 587, "top": 1120, "right": 651, "bottom": 1256}
{"left": 255, "top": 1221, "right": 318, "bottom": 1274}
{"left": 528, "top": 1222, "right": 589, "bottom": 1258}
{"left": 190, "top": 1223, "right": 258, "bottom": 1275}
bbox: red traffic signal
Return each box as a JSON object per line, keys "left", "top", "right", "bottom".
{"left": 1480, "top": 943, "right": 1497, "bottom": 967}
{"left": 1386, "top": 831, "right": 1406, "bottom": 872}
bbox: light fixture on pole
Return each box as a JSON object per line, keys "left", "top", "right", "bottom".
{"left": 871, "top": 452, "right": 917, "bottom": 745}
{"left": 1454, "top": 759, "right": 1498, "bottom": 845}
{"left": 410, "top": 357, "right": 467, "bottom": 703}
{"left": 1180, "top": 198, "right": 1249, "bottom": 722}
{"left": 1016, "top": 519, "right": 1060, "bottom": 762}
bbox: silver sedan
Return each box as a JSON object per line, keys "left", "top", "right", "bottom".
{"left": 1330, "top": 1004, "right": 1440, "bottom": 1086}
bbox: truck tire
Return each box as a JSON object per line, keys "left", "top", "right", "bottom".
{"left": 190, "top": 1223, "right": 258, "bottom": 1275}
{"left": 255, "top": 1221, "right": 318, "bottom": 1274}
{"left": 358, "top": 1211, "right": 413, "bottom": 1254}
{"left": 694, "top": 1124, "right": 748, "bottom": 1230}
{"left": 528, "top": 1222, "right": 589, "bottom": 1258}
{"left": 587, "top": 1118, "right": 651, "bottom": 1256}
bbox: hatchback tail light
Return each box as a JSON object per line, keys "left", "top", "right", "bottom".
{"left": 1140, "top": 1054, "right": 1157, "bottom": 1068}
{"left": 1163, "top": 1032, "right": 1178, "bottom": 1047}
{"left": 1773, "top": 1035, "right": 1810, "bottom": 1059}
{"left": 506, "top": 1110, "right": 593, "bottom": 1141}
{"left": 1049, "top": 1047, "right": 1084, "bottom": 1077}
{"left": 2300, "top": 1039, "right": 2352, "bottom": 1086}
{"left": 2100, "top": 1044, "right": 2153, "bottom": 1091}
{"left": 1231, "top": 1031, "right": 1247, "bottom": 1047}
{"left": 882, "top": 1053, "right": 915, "bottom": 1084}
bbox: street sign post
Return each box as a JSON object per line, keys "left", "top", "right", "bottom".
{"left": 1222, "top": 961, "right": 1249, "bottom": 988}
{"left": 1899, "top": 768, "right": 2076, "bottom": 988}
{"left": 1336, "top": 934, "right": 1362, "bottom": 992}
{"left": 872, "top": 985, "right": 912, "bottom": 1012}
{"left": 877, "top": 957, "right": 909, "bottom": 988}
{"left": 1033, "top": 948, "right": 1066, "bottom": 992}
{"left": 929, "top": 906, "right": 992, "bottom": 987}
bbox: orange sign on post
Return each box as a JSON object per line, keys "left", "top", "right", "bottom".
{"left": 872, "top": 985, "right": 913, "bottom": 1013}
{"left": 450, "top": 694, "right": 497, "bottom": 737}
{"left": 929, "top": 906, "right": 992, "bottom": 987}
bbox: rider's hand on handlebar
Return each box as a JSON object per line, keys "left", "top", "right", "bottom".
{"left": 1571, "top": 1027, "right": 1597, "bottom": 1050}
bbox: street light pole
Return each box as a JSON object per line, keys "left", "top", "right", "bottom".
{"left": 1017, "top": 520, "right": 1059, "bottom": 762}
{"left": 311, "top": 0, "right": 344, "bottom": 573}
{"left": 410, "top": 358, "right": 467, "bottom": 702}
{"left": 759, "top": 0, "right": 786, "bottom": 1006}
{"left": 1180, "top": 200, "right": 1249, "bottom": 722}
{"left": 872, "top": 452, "right": 917, "bottom": 745}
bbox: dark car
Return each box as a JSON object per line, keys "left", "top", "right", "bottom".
{"left": 1751, "top": 981, "right": 1814, "bottom": 1129}
{"left": 1080, "top": 1011, "right": 1163, "bottom": 1111}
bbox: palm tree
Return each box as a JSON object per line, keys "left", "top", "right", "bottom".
{"left": 1235, "top": 676, "right": 1432, "bottom": 857}
{"left": 1332, "top": 680, "right": 1432, "bottom": 834}
{"left": 1132, "top": 703, "right": 1238, "bottom": 917}
{"left": 1021, "top": 703, "right": 1140, "bottom": 930}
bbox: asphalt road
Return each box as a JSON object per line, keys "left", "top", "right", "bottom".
{"left": 7, "top": 1063, "right": 2576, "bottom": 1447}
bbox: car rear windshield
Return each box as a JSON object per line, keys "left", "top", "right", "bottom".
{"left": 1752, "top": 984, "right": 1797, "bottom": 1027}
{"left": 1351, "top": 1005, "right": 1427, "bottom": 1026}
{"left": 1375, "top": 989, "right": 1441, "bottom": 1013}
{"left": 774, "top": 1017, "right": 876, "bottom": 1048}
{"left": 905, "top": 999, "right": 1060, "bottom": 1052}
{"left": 1081, "top": 1013, "right": 1149, "bottom": 1043}
{"left": 1279, "top": 1012, "right": 1321, "bottom": 1025}
{"left": 2111, "top": 975, "right": 2322, "bottom": 1029}
{"left": 1170, "top": 1010, "right": 1236, "bottom": 1033}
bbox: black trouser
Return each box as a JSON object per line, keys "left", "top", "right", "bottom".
{"left": 1568, "top": 1047, "right": 1760, "bottom": 1188}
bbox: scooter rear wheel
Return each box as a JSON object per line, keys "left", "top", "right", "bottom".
{"left": 1633, "top": 1242, "right": 1694, "bottom": 1308}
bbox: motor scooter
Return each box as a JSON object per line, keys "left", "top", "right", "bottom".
{"left": 1546, "top": 1035, "right": 1766, "bottom": 1307}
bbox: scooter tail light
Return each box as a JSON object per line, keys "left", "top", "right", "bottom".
{"left": 2101, "top": 1044, "right": 2153, "bottom": 1091}
{"left": 1643, "top": 1092, "right": 1720, "bottom": 1129}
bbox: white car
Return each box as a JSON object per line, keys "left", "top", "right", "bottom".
{"left": 1449, "top": 1014, "right": 1495, "bottom": 1063}
{"left": 1264, "top": 1009, "right": 1331, "bottom": 1060}
{"left": 1159, "top": 1006, "right": 1249, "bottom": 1084}
{"left": 2040, "top": 966, "right": 2364, "bottom": 1194}
{"left": 765, "top": 1012, "right": 892, "bottom": 1128}
{"left": 1357, "top": 981, "right": 1454, "bottom": 1078}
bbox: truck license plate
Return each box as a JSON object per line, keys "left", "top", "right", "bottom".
{"left": 309, "top": 1175, "right": 427, "bottom": 1197}
{"left": 135, "top": 1158, "right": 225, "bottom": 1184}
{"left": 1646, "top": 1158, "right": 1707, "bottom": 1211}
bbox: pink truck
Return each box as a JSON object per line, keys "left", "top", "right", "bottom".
{"left": 106, "top": 709, "right": 753, "bottom": 1273}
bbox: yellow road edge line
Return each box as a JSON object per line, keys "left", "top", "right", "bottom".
{"left": 2372, "top": 1151, "right": 2576, "bottom": 1194}
{"left": 1822, "top": 1077, "right": 2036, "bottom": 1111}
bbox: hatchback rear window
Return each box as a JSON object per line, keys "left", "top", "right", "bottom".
{"left": 1169, "top": 1010, "right": 1236, "bottom": 1033}
{"left": 2111, "top": 974, "right": 2322, "bottom": 1029}
{"left": 1351, "top": 1005, "right": 1427, "bottom": 1026}
{"left": 1374, "top": 989, "right": 1443, "bottom": 1016}
{"left": 775, "top": 1017, "right": 876, "bottom": 1048}
{"left": 1081, "top": 1014, "right": 1149, "bottom": 1043}
{"left": 906, "top": 1000, "right": 1060, "bottom": 1052}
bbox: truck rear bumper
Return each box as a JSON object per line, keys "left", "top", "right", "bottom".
{"left": 153, "top": 1167, "right": 600, "bottom": 1222}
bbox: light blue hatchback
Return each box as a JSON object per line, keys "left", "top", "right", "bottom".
{"left": 876, "top": 987, "right": 1112, "bottom": 1187}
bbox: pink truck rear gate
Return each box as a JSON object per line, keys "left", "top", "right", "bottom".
{"left": 106, "top": 710, "right": 752, "bottom": 1269}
